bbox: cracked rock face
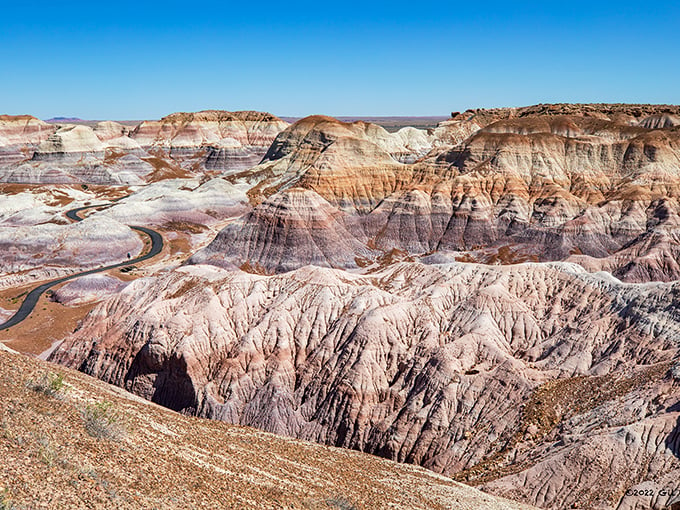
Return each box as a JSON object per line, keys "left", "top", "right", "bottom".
{"left": 50, "top": 261, "right": 680, "bottom": 510}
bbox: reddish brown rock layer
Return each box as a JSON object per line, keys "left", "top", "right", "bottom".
{"left": 200, "top": 110, "right": 680, "bottom": 281}
{"left": 0, "top": 111, "right": 289, "bottom": 183}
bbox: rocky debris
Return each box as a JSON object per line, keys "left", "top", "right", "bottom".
{"left": 50, "top": 261, "right": 680, "bottom": 509}
{"left": 0, "top": 348, "right": 536, "bottom": 510}
{"left": 451, "top": 103, "right": 680, "bottom": 127}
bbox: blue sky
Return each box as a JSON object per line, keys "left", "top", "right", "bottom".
{"left": 1, "top": 1, "right": 679, "bottom": 119}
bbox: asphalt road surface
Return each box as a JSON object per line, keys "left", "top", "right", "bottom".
{"left": 0, "top": 203, "right": 163, "bottom": 331}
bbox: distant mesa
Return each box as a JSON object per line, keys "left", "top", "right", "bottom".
{"left": 159, "top": 109, "right": 284, "bottom": 123}
{"left": 281, "top": 115, "right": 448, "bottom": 132}
{"left": 0, "top": 109, "right": 292, "bottom": 183}
{"left": 44, "top": 116, "right": 86, "bottom": 123}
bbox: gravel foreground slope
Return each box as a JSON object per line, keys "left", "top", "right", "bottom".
{"left": 0, "top": 345, "right": 535, "bottom": 510}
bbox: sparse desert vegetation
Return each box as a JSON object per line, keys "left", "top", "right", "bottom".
{"left": 81, "top": 400, "right": 127, "bottom": 441}
{"left": 26, "top": 371, "right": 65, "bottom": 398}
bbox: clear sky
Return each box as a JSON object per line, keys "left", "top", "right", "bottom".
{"left": 1, "top": 0, "right": 679, "bottom": 119}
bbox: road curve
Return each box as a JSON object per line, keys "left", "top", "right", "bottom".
{"left": 0, "top": 203, "right": 163, "bottom": 331}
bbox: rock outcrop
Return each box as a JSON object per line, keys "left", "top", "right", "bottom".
{"left": 0, "top": 115, "right": 56, "bottom": 165}
{"left": 450, "top": 103, "right": 680, "bottom": 127}
{"left": 131, "top": 110, "right": 289, "bottom": 172}
{"left": 0, "top": 111, "right": 289, "bottom": 184}
{"left": 132, "top": 110, "right": 287, "bottom": 148}
{"left": 0, "top": 115, "right": 55, "bottom": 146}
{"left": 191, "top": 187, "right": 374, "bottom": 271}
{"left": 33, "top": 125, "right": 107, "bottom": 159}
{"left": 260, "top": 114, "right": 433, "bottom": 165}
{"left": 92, "top": 120, "right": 130, "bottom": 141}
{"left": 191, "top": 115, "right": 445, "bottom": 270}
{"left": 197, "top": 110, "right": 680, "bottom": 281}
{"left": 50, "top": 261, "right": 680, "bottom": 510}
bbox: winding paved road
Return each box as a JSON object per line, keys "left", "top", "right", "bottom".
{"left": 0, "top": 202, "right": 163, "bottom": 331}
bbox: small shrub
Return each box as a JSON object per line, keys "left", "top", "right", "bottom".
{"left": 82, "top": 401, "right": 126, "bottom": 441}
{"left": 0, "top": 489, "right": 16, "bottom": 510}
{"left": 27, "top": 372, "right": 65, "bottom": 398}
{"left": 36, "top": 436, "right": 61, "bottom": 467}
{"left": 326, "top": 497, "right": 358, "bottom": 510}
{"left": 0, "top": 419, "right": 13, "bottom": 441}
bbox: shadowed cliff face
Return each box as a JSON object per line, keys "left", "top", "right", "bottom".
{"left": 50, "top": 262, "right": 680, "bottom": 510}
{"left": 192, "top": 111, "right": 680, "bottom": 282}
